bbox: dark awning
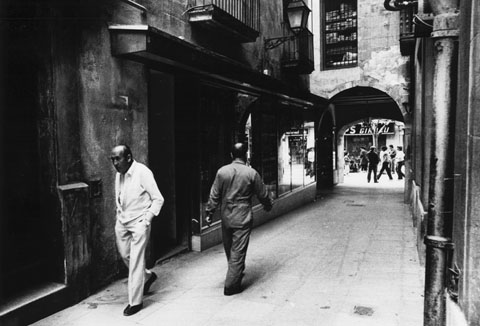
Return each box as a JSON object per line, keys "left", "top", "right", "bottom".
{"left": 108, "top": 24, "right": 327, "bottom": 109}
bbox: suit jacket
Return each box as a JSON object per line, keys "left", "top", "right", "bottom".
{"left": 206, "top": 159, "right": 272, "bottom": 228}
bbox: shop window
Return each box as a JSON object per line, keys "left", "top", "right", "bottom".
{"left": 278, "top": 119, "right": 316, "bottom": 196}
{"left": 245, "top": 106, "right": 316, "bottom": 202}
{"left": 250, "top": 110, "right": 278, "bottom": 199}
{"left": 324, "top": 0, "right": 357, "bottom": 69}
{"left": 199, "top": 85, "right": 235, "bottom": 228}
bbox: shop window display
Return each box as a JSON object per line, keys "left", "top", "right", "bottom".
{"left": 244, "top": 109, "right": 316, "bottom": 205}
{"left": 278, "top": 120, "right": 315, "bottom": 196}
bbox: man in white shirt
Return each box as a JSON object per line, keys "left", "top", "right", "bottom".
{"left": 377, "top": 146, "right": 393, "bottom": 180}
{"left": 111, "top": 145, "right": 164, "bottom": 316}
{"left": 395, "top": 145, "right": 405, "bottom": 180}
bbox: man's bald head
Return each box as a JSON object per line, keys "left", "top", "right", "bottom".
{"left": 113, "top": 145, "right": 132, "bottom": 158}
{"left": 111, "top": 144, "right": 133, "bottom": 174}
{"left": 231, "top": 143, "right": 248, "bottom": 160}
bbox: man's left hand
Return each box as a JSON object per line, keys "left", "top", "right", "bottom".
{"left": 144, "top": 212, "right": 155, "bottom": 226}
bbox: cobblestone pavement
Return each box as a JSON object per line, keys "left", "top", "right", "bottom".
{"left": 32, "top": 171, "right": 424, "bottom": 326}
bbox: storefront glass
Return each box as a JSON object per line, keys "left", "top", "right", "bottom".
{"left": 199, "top": 95, "right": 317, "bottom": 228}
{"left": 278, "top": 119, "right": 316, "bottom": 196}
{"left": 199, "top": 85, "right": 235, "bottom": 229}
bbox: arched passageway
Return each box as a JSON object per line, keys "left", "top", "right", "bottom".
{"left": 331, "top": 86, "right": 404, "bottom": 128}
{"left": 317, "top": 86, "right": 407, "bottom": 186}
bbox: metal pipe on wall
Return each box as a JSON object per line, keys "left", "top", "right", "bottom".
{"left": 424, "top": 0, "right": 459, "bottom": 325}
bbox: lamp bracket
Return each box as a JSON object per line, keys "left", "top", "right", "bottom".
{"left": 264, "top": 35, "right": 296, "bottom": 50}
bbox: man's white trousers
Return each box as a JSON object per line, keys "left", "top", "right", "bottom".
{"left": 115, "top": 217, "right": 152, "bottom": 306}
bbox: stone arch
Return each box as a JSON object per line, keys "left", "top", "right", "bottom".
{"left": 330, "top": 84, "right": 407, "bottom": 184}
{"left": 326, "top": 80, "right": 410, "bottom": 123}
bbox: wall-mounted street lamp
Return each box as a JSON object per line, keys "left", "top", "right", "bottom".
{"left": 264, "top": 0, "right": 311, "bottom": 50}
{"left": 384, "top": 0, "right": 417, "bottom": 11}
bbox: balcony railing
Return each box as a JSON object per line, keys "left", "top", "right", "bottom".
{"left": 399, "top": 3, "right": 416, "bottom": 55}
{"left": 188, "top": 0, "right": 260, "bottom": 42}
{"left": 282, "top": 29, "right": 314, "bottom": 74}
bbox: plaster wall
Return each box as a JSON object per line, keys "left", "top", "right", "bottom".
{"left": 52, "top": 3, "right": 151, "bottom": 288}
{"left": 52, "top": 0, "right": 314, "bottom": 290}
{"left": 310, "top": 0, "right": 409, "bottom": 114}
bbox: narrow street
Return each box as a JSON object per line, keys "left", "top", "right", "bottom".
{"left": 33, "top": 172, "right": 424, "bottom": 326}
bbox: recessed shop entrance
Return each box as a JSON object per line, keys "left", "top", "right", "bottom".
{"left": 148, "top": 71, "right": 189, "bottom": 263}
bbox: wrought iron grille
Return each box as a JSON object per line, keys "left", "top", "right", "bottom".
{"left": 282, "top": 29, "right": 314, "bottom": 72}
{"left": 193, "top": 0, "right": 260, "bottom": 31}
{"left": 399, "top": 3, "right": 416, "bottom": 39}
{"left": 324, "top": 0, "right": 357, "bottom": 69}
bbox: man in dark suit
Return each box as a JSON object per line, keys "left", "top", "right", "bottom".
{"left": 206, "top": 143, "right": 273, "bottom": 295}
{"left": 366, "top": 146, "right": 380, "bottom": 183}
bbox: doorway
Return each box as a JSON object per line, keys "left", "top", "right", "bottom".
{"left": 1, "top": 31, "right": 62, "bottom": 301}
{"left": 148, "top": 71, "right": 188, "bottom": 263}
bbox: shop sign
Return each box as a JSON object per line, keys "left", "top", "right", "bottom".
{"left": 286, "top": 128, "right": 308, "bottom": 136}
{"left": 345, "top": 122, "right": 395, "bottom": 135}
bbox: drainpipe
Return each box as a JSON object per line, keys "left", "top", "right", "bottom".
{"left": 424, "top": 0, "right": 459, "bottom": 325}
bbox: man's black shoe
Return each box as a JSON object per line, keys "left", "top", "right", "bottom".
{"left": 123, "top": 303, "right": 143, "bottom": 316}
{"left": 144, "top": 272, "right": 157, "bottom": 294}
{"left": 224, "top": 285, "right": 242, "bottom": 296}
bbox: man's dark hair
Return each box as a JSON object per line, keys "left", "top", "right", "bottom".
{"left": 397, "top": 145, "right": 403, "bottom": 151}
{"left": 381, "top": 146, "right": 387, "bottom": 151}
{"left": 231, "top": 143, "right": 247, "bottom": 159}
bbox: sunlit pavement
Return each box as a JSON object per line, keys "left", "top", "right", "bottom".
{"left": 32, "top": 171, "right": 424, "bottom": 326}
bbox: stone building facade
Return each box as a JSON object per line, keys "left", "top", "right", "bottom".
{"left": 0, "top": 0, "right": 326, "bottom": 324}
{"left": 309, "top": 0, "right": 410, "bottom": 185}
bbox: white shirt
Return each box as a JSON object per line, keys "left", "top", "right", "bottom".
{"left": 379, "top": 150, "right": 391, "bottom": 163}
{"left": 396, "top": 150, "right": 405, "bottom": 162}
{"left": 308, "top": 151, "right": 315, "bottom": 162}
{"left": 115, "top": 160, "right": 164, "bottom": 224}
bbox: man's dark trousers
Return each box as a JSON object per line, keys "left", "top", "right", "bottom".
{"left": 377, "top": 162, "right": 393, "bottom": 180}
{"left": 397, "top": 161, "right": 405, "bottom": 179}
{"left": 367, "top": 164, "right": 378, "bottom": 183}
{"left": 222, "top": 221, "right": 252, "bottom": 291}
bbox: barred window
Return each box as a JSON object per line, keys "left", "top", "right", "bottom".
{"left": 323, "top": 0, "right": 358, "bottom": 69}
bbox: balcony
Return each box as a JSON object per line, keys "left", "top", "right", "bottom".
{"left": 187, "top": 0, "right": 260, "bottom": 43}
{"left": 282, "top": 29, "right": 314, "bottom": 74}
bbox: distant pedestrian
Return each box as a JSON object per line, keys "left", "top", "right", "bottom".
{"left": 396, "top": 146, "right": 405, "bottom": 180}
{"left": 306, "top": 148, "right": 315, "bottom": 177}
{"left": 389, "top": 144, "right": 397, "bottom": 174}
{"left": 377, "top": 146, "right": 393, "bottom": 181}
{"left": 111, "top": 145, "right": 164, "bottom": 316}
{"left": 206, "top": 143, "right": 273, "bottom": 296}
{"left": 344, "top": 151, "right": 350, "bottom": 175}
{"left": 366, "top": 146, "right": 380, "bottom": 183}
{"left": 359, "top": 146, "right": 368, "bottom": 171}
